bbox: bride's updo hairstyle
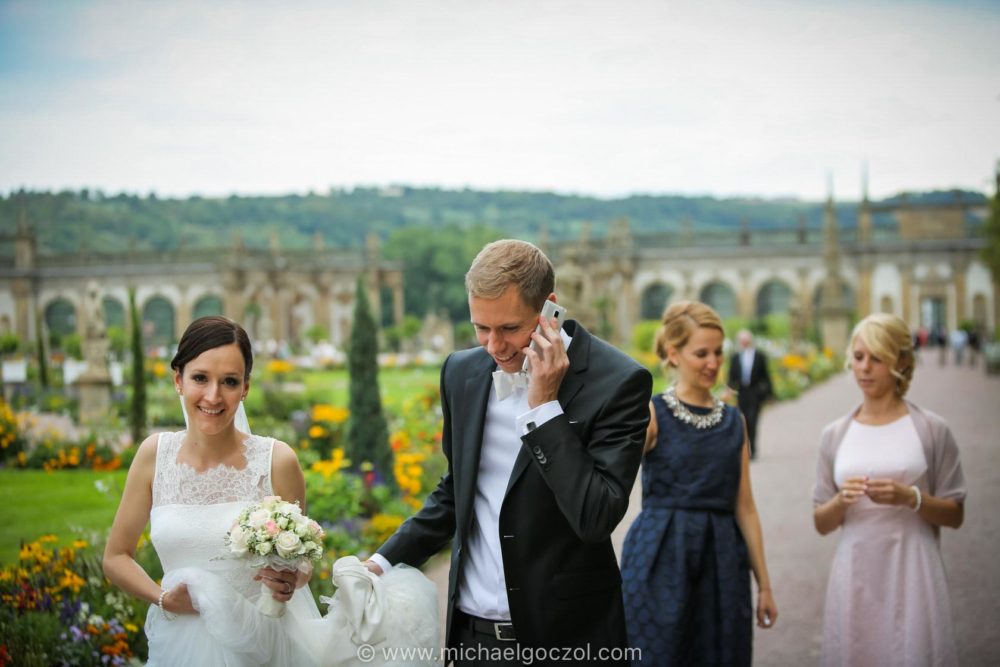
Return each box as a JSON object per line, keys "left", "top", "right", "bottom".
{"left": 847, "top": 313, "right": 915, "bottom": 396}
{"left": 171, "top": 316, "right": 253, "bottom": 382}
{"left": 655, "top": 301, "right": 724, "bottom": 368}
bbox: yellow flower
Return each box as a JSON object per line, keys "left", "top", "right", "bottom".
{"left": 311, "top": 404, "right": 349, "bottom": 424}
{"left": 39, "top": 534, "right": 58, "bottom": 544}
{"left": 59, "top": 569, "right": 86, "bottom": 593}
{"left": 152, "top": 361, "right": 168, "bottom": 378}
{"left": 72, "top": 539, "right": 89, "bottom": 550}
{"left": 124, "top": 623, "right": 139, "bottom": 633}
{"left": 308, "top": 425, "right": 328, "bottom": 439}
{"left": 267, "top": 359, "right": 295, "bottom": 375}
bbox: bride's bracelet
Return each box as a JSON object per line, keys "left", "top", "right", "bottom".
{"left": 158, "top": 588, "right": 177, "bottom": 621}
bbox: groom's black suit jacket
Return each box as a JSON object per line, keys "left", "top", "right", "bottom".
{"left": 379, "top": 321, "right": 652, "bottom": 657}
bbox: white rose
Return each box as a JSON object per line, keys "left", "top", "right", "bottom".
{"left": 286, "top": 503, "right": 302, "bottom": 517}
{"left": 275, "top": 531, "right": 302, "bottom": 559}
{"left": 248, "top": 509, "right": 270, "bottom": 528}
{"left": 228, "top": 526, "right": 250, "bottom": 555}
{"left": 255, "top": 540, "right": 273, "bottom": 556}
{"left": 277, "top": 516, "right": 290, "bottom": 530}
{"left": 294, "top": 519, "right": 310, "bottom": 538}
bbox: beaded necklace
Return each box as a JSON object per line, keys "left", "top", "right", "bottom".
{"left": 662, "top": 385, "right": 725, "bottom": 430}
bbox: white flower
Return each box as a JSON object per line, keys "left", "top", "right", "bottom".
{"left": 294, "top": 519, "right": 311, "bottom": 538}
{"left": 277, "top": 516, "right": 290, "bottom": 530}
{"left": 248, "top": 509, "right": 270, "bottom": 528}
{"left": 255, "top": 540, "right": 273, "bottom": 556}
{"left": 275, "top": 531, "right": 302, "bottom": 558}
{"left": 286, "top": 503, "right": 302, "bottom": 517}
{"left": 228, "top": 526, "right": 250, "bottom": 555}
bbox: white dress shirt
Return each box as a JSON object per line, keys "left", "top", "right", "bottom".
{"left": 740, "top": 347, "right": 756, "bottom": 387}
{"left": 371, "top": 331, "right": 571, "bottom": 622}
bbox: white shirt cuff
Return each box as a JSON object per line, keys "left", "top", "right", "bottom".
{"left": 517, "top": 400, "right": 563, "bottom": 436}
{"left": 368, "top": 552, "right": 393, "bottom": 573}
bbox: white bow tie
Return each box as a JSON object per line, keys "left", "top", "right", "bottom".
{"left": 493, "top": 369, "right": 529, "bottom": 401}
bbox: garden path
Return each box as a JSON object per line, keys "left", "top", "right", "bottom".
{"left": 425, "top": 358, "right": 1000, "bottom": 664}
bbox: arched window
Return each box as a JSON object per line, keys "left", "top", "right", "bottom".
{"left": 193, "top": 295, "right": 224, "bottom": 319}
{"left": 44, "top": 298, "right": 77, "bottom": 337}
{"left": 102, "top": 297, "right": 126, "bottom": 329}
{"left": 640, "top": 283, "right": 673, "bottom": 320}
{"left": 699, "top": 282, "right": 737, "bottom": 319}
{"left": 143, "top": 297, "right": 176, "bottom": 345}
{"left": 756, "top": 280, "right": 792, "bottom": 317}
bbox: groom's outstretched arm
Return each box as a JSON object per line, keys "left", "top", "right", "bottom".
{"left": 369, "top": 354, "right": 459, "bottom": 571}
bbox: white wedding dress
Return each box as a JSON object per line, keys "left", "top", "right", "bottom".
{"left": 145, "top": 431, "right": 438, "bottom": 666}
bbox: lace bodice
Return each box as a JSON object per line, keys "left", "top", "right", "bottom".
{"left": 152, "top": 430, "right": 274, "bottom": 507}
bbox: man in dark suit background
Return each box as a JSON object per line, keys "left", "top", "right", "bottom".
{"left": 365, "top": 239, "right": 652, "bottom": 665}
{"left": 727, "top": 329, "right": 773, "bottom": 459}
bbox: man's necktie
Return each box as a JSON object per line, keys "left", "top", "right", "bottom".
{"left": 493, "top": 370, "right": 529, "bottom": 401}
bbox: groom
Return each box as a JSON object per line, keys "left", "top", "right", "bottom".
{"left": 366, "top": 239, "right": 652, "bottom": 665}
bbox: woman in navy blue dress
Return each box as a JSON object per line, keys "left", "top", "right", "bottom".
{"left": 621, "top": 301, "right": 778, "bottom": 665}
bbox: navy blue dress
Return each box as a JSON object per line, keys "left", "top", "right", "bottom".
{"left": 621, "top": 393, "right": 752, "bottom": 666}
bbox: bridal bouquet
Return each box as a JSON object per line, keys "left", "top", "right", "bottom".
{"left": 226, "top": 495, "right": 325, "bottom": 617}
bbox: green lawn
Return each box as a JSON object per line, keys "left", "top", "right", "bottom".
{"left": 1, "top": 469, "right": 128, "bottom": 564}
{"left": 300, "top": 365, "right": 441, "bottom": 408}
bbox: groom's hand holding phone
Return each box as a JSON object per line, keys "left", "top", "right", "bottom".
{"left": 524, "top": 300, "right": 569, "bottom": 409}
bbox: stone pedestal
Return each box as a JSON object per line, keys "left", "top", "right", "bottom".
{"left": 820, "top": 308, "right": 852, "bottom": 356}
{"left": 77, "top": 374, "right": 113, "bottom": 425}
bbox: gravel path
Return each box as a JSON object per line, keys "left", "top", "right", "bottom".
{"left": 424, "top": 359, "right": 1000, "bottom": 664}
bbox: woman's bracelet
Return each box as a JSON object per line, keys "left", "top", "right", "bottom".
{"left": 910, "top": 485, "right": 922, "bottom": 513}
{"left": 157, "top": 588, "right": 176, "bottom": 621}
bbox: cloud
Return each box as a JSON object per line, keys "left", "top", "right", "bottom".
{"left": 1, "top": 0, "right": 998, "bottom": 199}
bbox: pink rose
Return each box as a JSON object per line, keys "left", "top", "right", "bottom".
{"left": 265, "top": 520, "right": 279, "bottom": 536}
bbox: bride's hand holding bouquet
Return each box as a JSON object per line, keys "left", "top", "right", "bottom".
{"left": 226, "top": 495, "right": 325, "bottom": 617}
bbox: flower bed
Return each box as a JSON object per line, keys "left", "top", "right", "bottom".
{"left": 0, "top": 535, "right": 158, "bottom": 666}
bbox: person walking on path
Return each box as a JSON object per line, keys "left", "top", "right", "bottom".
{"left": 621, "top": 302, "right": 777, "bottom": 666}
{"left": 727, "top": 329, "right": 773, "bottom": 459}
{"left": 813, "top": 313, "right": 966, "bottom": 667}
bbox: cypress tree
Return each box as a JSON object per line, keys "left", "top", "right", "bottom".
{"left": 128, "top": 288, "right": 147, "bottom": 445}
{"left": 34, "top": 308, "right": 49, "bottom": 389}
{"left": 346, "top": 277, "right": 392, "bottom": 486}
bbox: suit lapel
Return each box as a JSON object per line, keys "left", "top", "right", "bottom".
{"left": 504, "top": 321, "right": 589, "bottom": 498}
{"left": 455, "top": 353, "right": 494, "bottom": 533}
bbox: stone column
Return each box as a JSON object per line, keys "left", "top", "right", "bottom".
{"left": 953, "top": 260, "right": 968, "bottom": 325}
{"left": 12, "top": 279, "right": 32, "bottom": 341}
{"left": 900, "top": 263, "right": 913, "bottom": 327}
{"left": 856, "top": 259, "right": 872, "bottom": 317}
{"left": 738, "top": 269, "right": 754, "bottom": 319}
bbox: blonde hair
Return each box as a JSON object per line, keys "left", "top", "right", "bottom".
{"left": 465, "top": 239, "right": 555, "bottom": 310}
{"left": 847, "top": 313, "right": 915, "bottom": 396}
{"left": 654, "top": 300, "right": 725, "bottom": 366}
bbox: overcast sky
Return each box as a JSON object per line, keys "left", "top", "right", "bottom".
{"left": 1, "top": 0, "right": 998, "bottom": 201}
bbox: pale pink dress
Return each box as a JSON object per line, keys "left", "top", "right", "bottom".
{"left": 821, "top": 415, "right": 958, "bottom": 667}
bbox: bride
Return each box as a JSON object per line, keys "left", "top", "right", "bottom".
{"left": 103, "top": 316, "right": 438, "bottom": 666}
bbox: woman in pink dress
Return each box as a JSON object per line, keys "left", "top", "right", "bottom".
{"left": 813, "top": 313, "right": 966, "bottom": 666}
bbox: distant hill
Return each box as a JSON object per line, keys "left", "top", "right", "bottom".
{"left": 0, "top": 186, "right": 988, "bottom": 254}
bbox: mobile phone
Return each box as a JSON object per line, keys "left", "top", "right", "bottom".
{"left": 522, "top": 300, "right": 568, "bottom": 372}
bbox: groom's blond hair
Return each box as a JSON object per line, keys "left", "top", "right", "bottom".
{"left": 465, "top": 239, "right": 555, "bottom": 310}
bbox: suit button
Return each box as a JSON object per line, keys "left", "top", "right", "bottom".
{"left": 532, "top": 446, "right": 543, "bottom": 455}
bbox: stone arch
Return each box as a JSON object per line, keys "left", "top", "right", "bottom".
{"left": 102, "top": 296, "right": 126, "bottom": 329}
{"left": 699, "top": 281, "right": 738, "bottom": 319}
{"left": 142, "top": 296, "right": 176, "bottom": 346}
{"left": 44, "top": 298, "right": 77, "bottom": 337}
{"left": 193, "top": 295, "right": 224, "bottom": 319}
{"left": 755, "top": 279, "right": 793, "bottom": 317}
{"left": 640, "top": 282, "right": 674, "bottom": 320}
